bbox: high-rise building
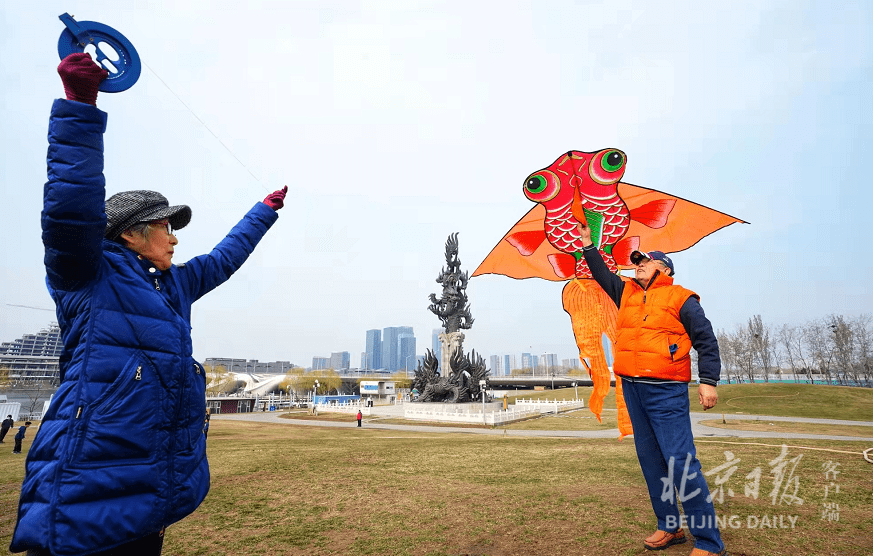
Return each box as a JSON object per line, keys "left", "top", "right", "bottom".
{"left": 365, "top": 329, "right": 381, "bottom": 370}
{"left": 431, "top": 329, "right": 442, "bottom": 370}
{"left": 399, "top": 334, "right": 416, "bottom": 371}
{"left": 541, "top": 353, "right": 558, "bottom": 373}
{"left": 312, "top": 356, "right": 329, "bottom": 370}
{"left": 521, "top": 352, "right": 532, "bottom": 371}
{"left": 329, "top": 351, "right": 350, "bottom": 370}
{"left": 503, "top": 354, "right": 514, "bottom": 376}
{"left": 489, "top": 355, "right": 501, "bottom": 375}
{"left": 381, "top": 327, "right": 399, "bottom": 371}
{"left": 531, "top": 355, "right": 539, "bottom": 374}
{"left": 381, "top": 326, "right": 414, "bottom": 371}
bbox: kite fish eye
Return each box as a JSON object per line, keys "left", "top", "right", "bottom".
{"left": 589, "top": 148, "right": 627, "bottom": 185}
{"left": 523, "top": 170, "right": 560, "bottom": 203}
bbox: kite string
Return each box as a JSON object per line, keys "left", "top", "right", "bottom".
{"left": 142, "top": 61, "right": 269, "bottom": 192}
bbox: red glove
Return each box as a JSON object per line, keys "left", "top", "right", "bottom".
{"left": 58, "top": 53, "right": 108, "bottom": 106}
{"left": 263, "top": 186, "right": 288, "bottom": 211}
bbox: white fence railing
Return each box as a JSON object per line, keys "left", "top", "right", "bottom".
{"left": 513, "top": 398, "right": 585, "bottom": 414}
{"left": 403, "top": 405, "right": 542, "bottom": 425}
{"left": 314, "top": 401, "right": 371, "bottom": 416}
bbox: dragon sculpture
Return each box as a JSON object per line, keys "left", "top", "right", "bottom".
{"left": 428, "top": 232, "right": 474, "bottom": 333}
{"left": 413, "top": 348, "right": 490, "bottom": 403}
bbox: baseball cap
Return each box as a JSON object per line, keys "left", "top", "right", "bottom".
{"left": 630, "top": 250, "right": 675, "bottom": 276}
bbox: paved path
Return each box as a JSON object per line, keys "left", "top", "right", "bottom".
{"left": 214, "top": 406, "right": 873, "bottom": 442}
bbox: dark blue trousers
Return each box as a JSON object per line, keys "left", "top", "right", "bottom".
{"left": 621, "top": 378, "right": 724, "bottom": 553}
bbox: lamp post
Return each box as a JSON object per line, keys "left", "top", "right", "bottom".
{"left": 313, "top": 380, "right": 320, "bottom": 405}
{"left": 572, "top": 381, "right": 578, "bottom": 401}
{"left": 479, "top": 379, "right": 487, "bottom": 425}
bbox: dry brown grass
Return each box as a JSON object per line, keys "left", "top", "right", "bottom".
{"left": 699, "top": 419, "right": 873, "bottom": 438}
{"left": 2, "top": 417, "right": 872, "bottom": 555}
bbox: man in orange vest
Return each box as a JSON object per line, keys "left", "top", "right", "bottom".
{"left": 578, "top": 223, "right": 726, "bottom": 556}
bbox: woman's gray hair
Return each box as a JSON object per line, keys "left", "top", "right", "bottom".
{"left": 113, "top": 222, "right": 152, "bottom": 246}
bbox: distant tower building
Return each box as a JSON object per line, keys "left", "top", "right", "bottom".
{"left": 365, "top": 329, "right": 382, "bottom": 370}
{"left": 531, "top": 355, "right": 539, "bottom": 373}
{"left": 503, "top": 354, "right": 514, "bottom": 376}
{"left": 489, "top": 355, "right": 501, "bottom": 375}
{"left": 541, "top": 353, "right": 558, "bottom": 373}
{"left": 521, "top": 352, "right": 532, "bottom": 371}
{"left": 431, "top": 329, "right": 442, "bottom": 370}
{"left": 312, "top": 356, "right": 329, "bottom": 370}
{"left": 381, "top": 327, "right": 399, "bottom": 371}
{"left": 329, "top": 351, "right": 350, "bottom": 370}
{"left": 399, "top": 334, "right": 416, "bottom": 371}
{"left": 360, "top": 351, "right": 367, "bottom": 370}
{"left": 382, "top": 326, "right": 414, "bottom": 371}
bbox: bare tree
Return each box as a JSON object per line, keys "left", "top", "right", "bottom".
{"left": 852, "top": 315, "right": 873, "bottom": 386}
{"left": 279, "top": 367, "right": 309, "bottom": 399}
{"left": 828, "top": 315, "right": 854, "bottom": 386}
{"left": 777, "top": 324, "right": 805, "bottom": 383}
{"left": 804, "top": 319, "right": 835, "bottom": 384}
{"left": 204, "top": 364, "right": 236, "bottom": 396}
{"left": 717, "top": 330, "right": 739, "bottom": 384}
{"left": 730, "top": 324, "right": 756, "bottom": 382}
{"left": 748, "top": 315, "right": 775, "bottom": 382}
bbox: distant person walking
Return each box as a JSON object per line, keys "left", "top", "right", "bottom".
{"left": 203, "top": 410, "right": 211, "bottom": 440}
{"left": 12, "top": 421, "right": 31, "bottom": 454}
{"left": 357, "top": 410, "right": 363, "bottom": 427}
{"left": 578, "top": 220, "right": 727, "bottom": 556}
{"left": 0, "top": 415, "right": 12, "bottom": 443}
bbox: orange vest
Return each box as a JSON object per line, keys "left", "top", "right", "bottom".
{"left": 613, "top": 272, "right": 698, "bottom": 382}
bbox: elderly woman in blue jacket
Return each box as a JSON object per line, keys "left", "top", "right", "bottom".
{"left": 11, "top": 53, "right": 288, "bottom": 556}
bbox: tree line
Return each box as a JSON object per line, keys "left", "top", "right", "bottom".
{"left": 716, "top": 314, "right": 872, "bottom": 386}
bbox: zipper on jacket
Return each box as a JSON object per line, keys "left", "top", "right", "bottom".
{"left": 153, "top": 278, "right": 161, "bottom": 291}
{"left": 194, "top": 363, "right": 201, "bottom": 374}
{"left": 135, "top": 366, "right": 142, "bottom": 381}
{"left": 76, "top": 406, "right": 83, "bottom": 419}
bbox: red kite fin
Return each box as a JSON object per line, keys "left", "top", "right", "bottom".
{"left": 506, "top": 230, "right": 548, "bottom": 256}
{"left": 630, "top": 199, "right": 676, "bottom": 229}
{"left": 547, "top": 253, "right": 577, "bottom": 279}
{"left": 612, "top": 236, "right": 639, "bottom": 266}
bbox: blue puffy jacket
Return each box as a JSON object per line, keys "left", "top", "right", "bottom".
{"left": 11, "top": 99, "right": 279, "bottom": 555}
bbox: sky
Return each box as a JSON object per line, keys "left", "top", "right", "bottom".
{"left": 2, "top": 1, "right": 871, "bottom": 368}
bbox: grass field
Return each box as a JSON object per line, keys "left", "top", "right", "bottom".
{"left": 509, "top": 383, "right": 873, "bottom": 421}
{"left": 1, "top": 383, "right": 871, "bottom": 555}
{"left": 2, "top": 422, "right": 871, "bottom": 555}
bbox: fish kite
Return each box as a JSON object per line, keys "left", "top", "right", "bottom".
{"left": 473, "top": 149, "right": 746, "bottom": 437}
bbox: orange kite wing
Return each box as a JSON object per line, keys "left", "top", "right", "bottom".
{"left": 617, "top": 182, "right": 748, "bottom": 268}
{"left": 473, "top": 205, "right": 568, "bottom": 281}
{"left": 473, "top": 183, "right": 747, "bottom": 280}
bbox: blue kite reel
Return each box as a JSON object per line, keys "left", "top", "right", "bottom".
{"left": 57, "top": 13, "right": 141, "bottom": 93}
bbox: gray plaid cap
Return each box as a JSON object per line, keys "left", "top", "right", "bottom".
{"left": 104, "top": 190, "right": 191, "bottom": 240}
